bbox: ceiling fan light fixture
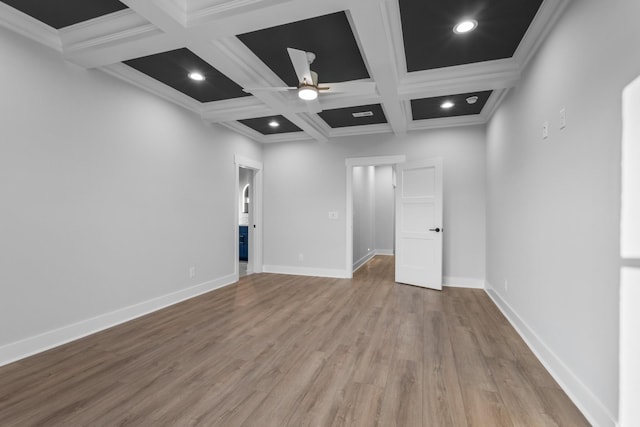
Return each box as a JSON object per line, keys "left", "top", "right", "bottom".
{"left": 188, "top": 71, "right": 205, "bottom": 81}
{"left": 298, "top": 85, "right": 318, "bottom": 101}
{"left": 453, "top": 19, "right": 478, "bottom": 34}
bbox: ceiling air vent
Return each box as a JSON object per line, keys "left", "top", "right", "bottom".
{"left": 352, "top": 111, "right": 374, "bottom": 118}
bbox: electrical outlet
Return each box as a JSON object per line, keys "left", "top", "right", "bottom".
{"left": 189, "top": 266, "right": 196, "bottom": 278}
{"left": 542, "top": 121, "right": 549, "bottom": 139}
{"left": 560, "top": 108, "right": 566, "bottom": 129}
{"left": 298, "top": 253, "right": 304, "bottom": 262}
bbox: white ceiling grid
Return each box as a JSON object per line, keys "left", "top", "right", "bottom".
{"left": 0, "top": 0, "right": 571, "bottom": 143}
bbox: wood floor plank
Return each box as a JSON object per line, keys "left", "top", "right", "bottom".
{"left": 423, "top": 309, "right": 468, "bottom": 427}
{"left": 0, "top": 256, "right": 589, "bottom": 426}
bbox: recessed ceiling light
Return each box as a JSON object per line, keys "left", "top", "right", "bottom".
{"left": 298, "top": 85, "right": 318, "bottom": 101}
{"left": 453, "top": 19, "right": 478, "bottom": 34}
{"left": 466, "top": 96, "right": 479, "bottom": 104}
{"left": 188, "top": 72, "right": 205, "bottom": 81}
{"left": 441, "top": 100, "right": 455, "bottom": 109}
{"left": 268, "top": 120, "right": 279, "bottom": 128}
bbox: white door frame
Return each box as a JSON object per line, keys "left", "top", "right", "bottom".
{"left": 345, "top": 155, "right": 406, "bottom": 279}
{"left": 235, "top": 155, "right": 263, "bottom": 278}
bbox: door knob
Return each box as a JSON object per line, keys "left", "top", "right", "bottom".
{"left": 429, "top": 227, "right": 441, "bottom": 232}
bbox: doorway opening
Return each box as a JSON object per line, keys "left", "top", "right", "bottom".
{"left": 235, "top": 155, "right": 263, "bottom": 280}
{"left": 346, "top": 155, "right": 406, "bottom": 279}
{"left": 238, "top": 167, "right": 253, "bottom": 277}
{"left": 351, "top": 165, "right": 396, "bottom": 273}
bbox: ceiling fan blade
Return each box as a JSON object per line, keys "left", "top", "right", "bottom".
{"left": 287, "top": 48, "right": 313, "bottom": 85}
{"left": 321, "top": 81, "right": 377, "bottom": 94}
{"left": 243, "top": 87, "right": 296, "bottom": 92}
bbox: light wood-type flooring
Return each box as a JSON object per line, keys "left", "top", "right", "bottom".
{"left": 0, "top": 256, "right": 589, "bottom": 426}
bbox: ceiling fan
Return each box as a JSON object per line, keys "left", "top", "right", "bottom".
{"left": 243, "top": 48, "right": 376, "bottom": 104}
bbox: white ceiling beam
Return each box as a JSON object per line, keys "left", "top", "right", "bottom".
{"left": 347, "top": 0, "right": 406, "bottom": 135}
{"left": 398, "top": 60, "right": 521, "bottom": 100}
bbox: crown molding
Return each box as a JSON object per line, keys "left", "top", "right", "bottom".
{"left": 0, "top": 2, "right": 61, "bottom": 51}
{"left": 220, "top": 120, "right": 267, "bottom": 142}
{"left": 220, "top": 120, "right": 314, "bottom": 143}
{"left": 479, "top": 88, "right": 510, "bottom": 122}
{"left": 101, "top": 62, "right": 202, "bottom": 113}
{"left": 513, "top": 0, "right": 573, "bottom": 69}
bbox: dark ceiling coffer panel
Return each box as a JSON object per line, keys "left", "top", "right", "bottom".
{"left": 1, "top": 0, "right": 128, "bottom": 29}
{"left": 124, "top": 48, "right": 250, "bottom": 103}
{"left": 399, "top": 0, "right": 543, "bottom": 72}
{"left": 239, "top": 115, "right": 303, "bottom": 135}
{"left": 411, "top": 91, "right": 492, "bottom": 120}
{"left": 319, "top": 104, "right": 387, "bottom": 128}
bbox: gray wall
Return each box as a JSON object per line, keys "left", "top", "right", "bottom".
{"left": 485, "top": 0, "right": 640, "bottom": 424}
{"left": 352, "top": 166, "right": 375, "bottom": 268}
{"left": 0, "top": 27, "right": 262, "bottom": 359}
{"left": 262, "top": 126, "right": 486, "bottom": 283}
{"left": 374, "top": 165, "right": 394, "bottom": 254}
{"left": 352, "top": 165, "right": 394, "bottom": 271}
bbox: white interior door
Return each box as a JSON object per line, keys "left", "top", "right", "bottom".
{"left": 395, "top": 158, "right": 443, "bottom": 290}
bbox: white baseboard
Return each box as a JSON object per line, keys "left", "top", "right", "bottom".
{"left": 353, "top": 251, "right": 376, "bottom": 272}
{"left": 262, "top": 265, "right": 349, "bottom": 279}
{"left": 0, "top": 273, "right": 237, "bottom": 367}
{"left": 443, "top": 276, "right": 485, "bottom": 289}
{"left": 485, "top": 282, "right": 617, "bottom": 427}
{"left": 374, "top": 249, "right": 394, "bottom": 256}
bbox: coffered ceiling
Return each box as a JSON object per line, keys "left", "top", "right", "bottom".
{"left": 0, "top": 0, "right": 570, "bottom": 143}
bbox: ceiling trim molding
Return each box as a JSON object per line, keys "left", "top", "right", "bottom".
{"left": 348, "top": 0, "right": 406, "bottom": 135}
{"left": 101, "top": 62, "right": 202, "bottom": 113}
{"left": 382, "top": 0, "right": 407, "bottom": 77}
{"left": 187, "top": 0, "right": 292, "bottom": 27}
{"left": 329, "top": 123, "right": 392, "bottom": 138}
{"left": 220, "top": 120, "right": 314, "bottom": 143}
{"left": 262, "top": 131, "right": 314, "bottom": 143}
{"left": 59, "top": 10, "right": 159, "bottom": 55}
{"left": 0, "top": 2, "right": 61, "bottom": 51}
{"left": 0, "top": 0, "right": 570, "bottom": 143}
{"left": 408, "top": 114, "right": 486, "bottom": 132}
{"left": 398, "top": 59, "right": 520, "bottom": 100}
{"left": 220, "top": 120, "right": 268, "bottom": 142}
{"left": 299, "top": 113, "right": 334, "bottom": 139}
{"left": 513, "top": 0, "right": 573, "bottom": 69}
{"left": 201, "top": 98, "right": 273, "bottom": 122}
{"left": 154, "top": 0, "right": 188, "bottom": 27}
{"left": 478, "top": 88, "right": 510, "bottom": 123}
{"left": 315, "top": 86, "right": 381, "bottom": 111}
